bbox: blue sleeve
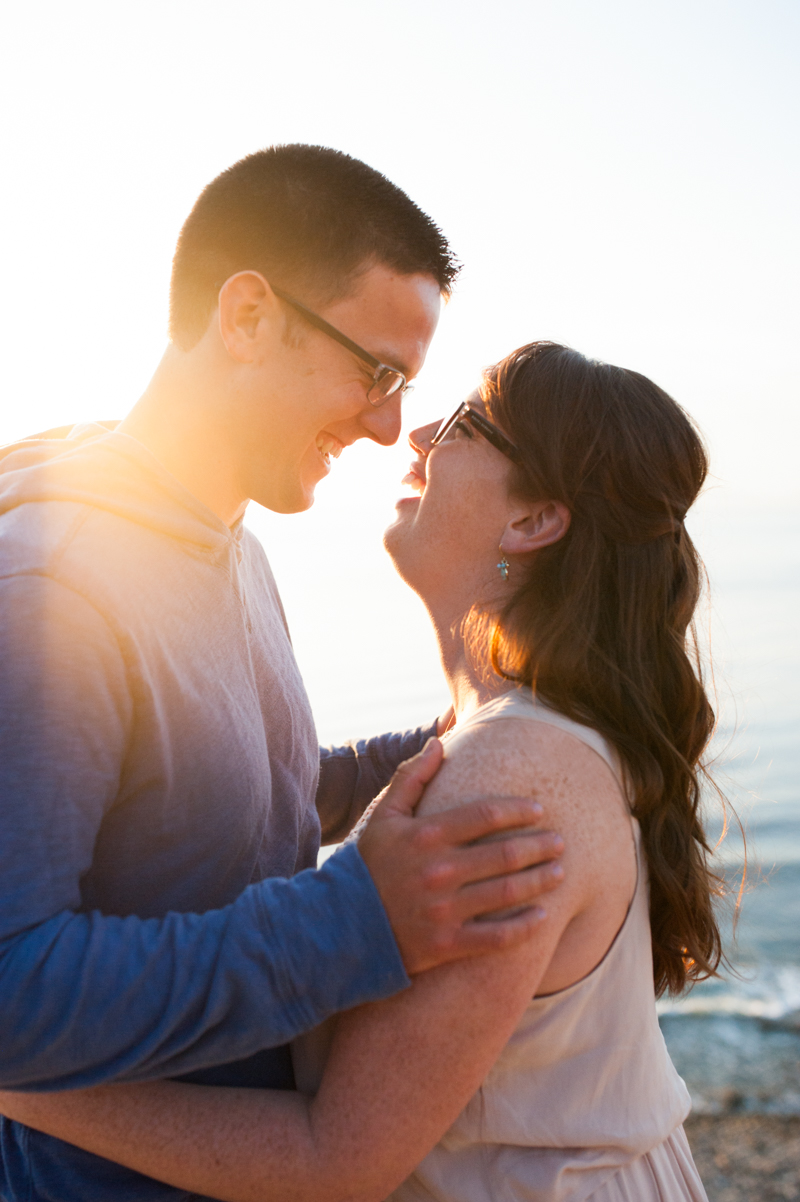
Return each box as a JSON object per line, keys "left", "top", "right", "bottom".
{"left": 317, "top": 723, "right": 438, "bottom": 843}
{"left": 0, "top": 575, "right": 409, "bottom": 1091}
{"left": 0, "top": 847, "right": 408, "bottom": 1091}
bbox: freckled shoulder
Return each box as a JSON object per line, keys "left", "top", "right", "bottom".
{"left": 417, "top": 716, "right": 631, "bottom": 859}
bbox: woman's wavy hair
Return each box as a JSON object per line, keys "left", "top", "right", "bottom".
{"left": 482, "top": 342, "right": 725, "bottom": 997}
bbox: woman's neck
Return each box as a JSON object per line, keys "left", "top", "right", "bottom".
{"left": 429, "top": 601, "right": 517, "bottom": 728}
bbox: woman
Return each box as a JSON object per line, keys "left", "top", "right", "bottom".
{"left": 0, "top": 342, "right": 720, "bottom": 1201}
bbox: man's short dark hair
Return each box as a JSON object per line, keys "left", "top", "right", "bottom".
{"left": 169, "top": 144, "right": 460, "bottom": 349}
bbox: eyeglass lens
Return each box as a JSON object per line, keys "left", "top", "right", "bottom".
{"left": 368, "top": 369, "right": 408, "bottom": 407}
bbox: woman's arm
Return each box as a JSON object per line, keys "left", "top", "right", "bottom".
{"left": 0, "top": 719, "right": 634, "bottom": 1202}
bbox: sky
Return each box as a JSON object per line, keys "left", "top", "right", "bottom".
{"left": 1, "top": 0, "right": 798, "bottom": 494}
{"left": 1, "top": 0, "right": 798, "bottom": 759}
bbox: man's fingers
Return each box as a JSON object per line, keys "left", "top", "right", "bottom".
{"left": 443, "top": 906, "right": 550, "bottom": 959}
{"left": 452, "top": 860, "right": 564, "bottom": 922}
{"left": 427, "top": 830, "right": 564, "bottom": 891}
{"left": 357, "top": 776, "right": 567, "bottom": 975}
{"left": 417, "top": 796, "right": 546, "bottom": 848}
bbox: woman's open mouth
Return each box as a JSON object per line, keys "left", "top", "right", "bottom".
{"left": 401, "top": 458, "right": 426, "bottom": 495}
{"left": 396, "top": 459, "right": 426, "bottom": 508}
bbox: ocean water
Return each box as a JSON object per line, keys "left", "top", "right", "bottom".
{"left": 248, "top": 477, "right": 800, "bottom": 1114}
{"left": 656, "top": 493, "right": 800, "bottom": 1113}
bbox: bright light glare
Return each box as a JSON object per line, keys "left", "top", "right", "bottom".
{"left": 0, "top": 0, "right": 797, "bottom": 750}
{"left": 0, "top": 0, "right": 797, "bottom": 500}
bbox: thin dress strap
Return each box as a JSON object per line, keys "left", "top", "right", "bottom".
{"left": 446, "top": 686, "right": 625, "bottom": 794}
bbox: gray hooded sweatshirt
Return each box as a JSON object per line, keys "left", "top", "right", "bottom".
{"left": 0, "top": 423, "right": 428, "bottom": 1201}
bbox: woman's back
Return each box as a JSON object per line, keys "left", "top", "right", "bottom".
{"left": 390, "top": 690, "right": 705, "bottom": 1202}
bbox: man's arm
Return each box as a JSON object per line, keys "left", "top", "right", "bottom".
{"left": 0, "top": 846, "right": 410, "bottom": 1091}
{"left": 0, "top": 573, "right": 412, "bottom": 1090}
{"left": 1, "top": 754, "right": 563, "bottom": 1092}
{"left": 0, "top": 721, "right": 592, "bottom": 1202}
{"left": 0, "top": 576, "right": 563, "bottom": 1090}
{"left": 317, "top": 705, "right": 455, "bottom": 843}
{"left": 317, "top": 724, "right": 437, "bottom": 843}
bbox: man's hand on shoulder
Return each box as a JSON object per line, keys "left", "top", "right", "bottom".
{"left": 356, "top": 739, "right": 564, "bottom": 974}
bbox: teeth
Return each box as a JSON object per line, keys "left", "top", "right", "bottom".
{"left": 316, "top": 436, "right": 343, "bottom": 462}
{"left": 401, "top": 471, "right": 425, "bottom": 495}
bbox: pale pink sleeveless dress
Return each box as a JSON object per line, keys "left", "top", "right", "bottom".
{"left": 388, "top": 689, "right": 708, "bottom": 1202}
{"left": 294, "top": 688, "right": 707, "bottom": 1201}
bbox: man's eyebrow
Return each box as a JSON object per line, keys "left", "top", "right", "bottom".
{"left": 347, "top": 340, "right": 409, "bottom": 378}
{"left": 377, "top": 349, "right": 413, "bottom": 377}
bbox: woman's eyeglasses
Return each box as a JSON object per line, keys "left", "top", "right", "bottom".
{"left": 270, "top": 284, "right": 413, "bottom": 408}
{"left": 431, "top": 401, "right": 525, "bottom": 467}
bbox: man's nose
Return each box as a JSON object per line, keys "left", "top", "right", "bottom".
{"left": 409, "top": 420, "right": 440, "bottom": 455}
{"left": 359, "top": 394, "right": 404, "bottom": 446}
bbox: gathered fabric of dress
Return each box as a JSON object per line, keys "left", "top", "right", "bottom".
{"left": 388, "top": 689, "right": 707, "bottom": 1202}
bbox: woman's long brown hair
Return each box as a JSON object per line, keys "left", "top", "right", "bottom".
{"left": 483, "top": 342, "right": 725, "bottom": 997}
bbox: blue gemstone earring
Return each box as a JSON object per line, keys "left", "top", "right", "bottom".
{"left": 497, "top": 546, "right": 510, "bottom": 582}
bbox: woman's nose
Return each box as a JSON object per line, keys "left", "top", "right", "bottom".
{"left": 409, "top": 420, "right": 440, "bottom": 455}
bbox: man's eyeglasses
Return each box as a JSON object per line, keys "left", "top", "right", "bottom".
{"left": 431, "top": 401, "right": 525, "bottom": 468}
{"left": 270, "top": 284, "right": 413, "bottom": 408}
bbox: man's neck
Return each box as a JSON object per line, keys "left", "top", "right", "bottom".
{"left": 119, "top": 346, "right": 248, "bottom": 529}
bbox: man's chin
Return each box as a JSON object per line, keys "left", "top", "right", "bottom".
{"left": 250, "top": 480, "right": 317, "bottom": 516}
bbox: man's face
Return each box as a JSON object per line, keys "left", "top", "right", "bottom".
{"left": 230, "top": 263, "right": 442, "bottom": 513}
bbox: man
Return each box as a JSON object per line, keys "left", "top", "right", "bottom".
{"left": 0, "top": 146, "right": 562, "bottom": 1198}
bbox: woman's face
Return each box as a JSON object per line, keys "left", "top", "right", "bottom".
{"left": 384, "top": 392, "right": 519, "bottom": 606}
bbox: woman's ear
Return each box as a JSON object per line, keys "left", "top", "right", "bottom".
{"left": 217, "top": 271, "right": 279, "bottom": 363}
{"left": 501, "top": 500, "right": 571, "bottom": 555}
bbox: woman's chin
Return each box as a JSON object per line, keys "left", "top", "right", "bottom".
{"left": 384, "top": 495, "right": 419, "bottom": 537}
{"left": 382, "top": 518, "right": 401, "bottom": 555}
{"left": 383, "top": 509, "right": 415, "bottom": 568}
{"left": 393, "top": 494, "right": 421, "bottom": 512}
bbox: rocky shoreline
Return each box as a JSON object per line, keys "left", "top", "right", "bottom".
{"left": 685, "top": 1114, "right": 800, "bottom": 1201}
{"left": 661, "top": 1012, "right": 800, "bottom": 1197}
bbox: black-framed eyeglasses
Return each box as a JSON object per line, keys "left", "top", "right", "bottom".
{"left": 270, "top": 284, "right": 413, "bottom": 408}
{"left": 431, "top": 401, "right": 525, "bottom": 467}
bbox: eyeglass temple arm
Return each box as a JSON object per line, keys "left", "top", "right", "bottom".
{"left": 269, "top": 284, "right": 384, "bottom": 372}
{"left": 467, "top": 410, "right": 526, "bottom": 467}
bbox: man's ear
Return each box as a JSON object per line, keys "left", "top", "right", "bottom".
{"left": 217, "top": 272, "right": 280, "bottom": 363}
{"left": 501, "top": 500, "right": 571, "bottom": 555}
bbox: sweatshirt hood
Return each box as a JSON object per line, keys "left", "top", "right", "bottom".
{"left": 0, "top": 422, "right": 236, "bottom": 557}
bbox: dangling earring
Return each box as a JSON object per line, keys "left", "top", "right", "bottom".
{"left": 497, "top": 546, "right": 510, "bottom": 582}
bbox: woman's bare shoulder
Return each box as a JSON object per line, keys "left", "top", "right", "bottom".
{"left": 420, "top": 714, "right": 623, "bottom": 815}
{"left": 418, "top": 715, "right": 634, "bottom": 901}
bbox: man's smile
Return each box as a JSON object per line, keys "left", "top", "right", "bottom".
{"left": 315, "top": 433, "right": 346, "bottom": 467}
